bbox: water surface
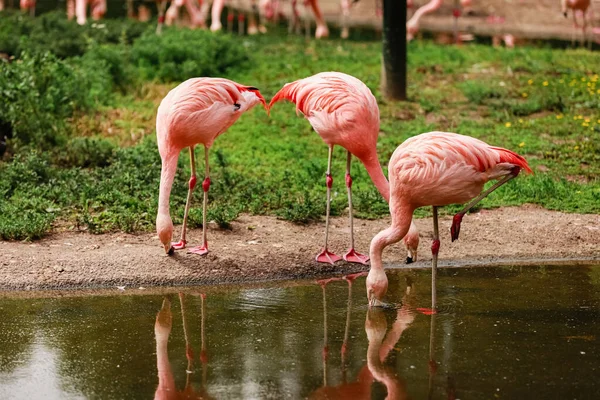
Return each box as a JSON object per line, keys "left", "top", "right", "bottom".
{"left": 1, "top": 265, "right": 599, "bottom": 399}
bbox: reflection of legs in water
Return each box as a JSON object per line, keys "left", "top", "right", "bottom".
{"left": 199, "top": 293, "right": 208, "bottom": 389}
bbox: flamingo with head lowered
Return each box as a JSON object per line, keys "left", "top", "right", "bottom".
{"left": 156, "top": 78, "right": 266, "bottom": 255}
{"left": 367, "top": 131, "right": 531, "bottom": 310}
{"left": 270, "top": 71, "right": 419, "bottom": 265}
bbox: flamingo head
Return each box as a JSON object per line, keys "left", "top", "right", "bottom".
{"left": 241, "top": 87, "right": 268, "bottom": 114}
{"left": 366, "top": 268, "right": 388, "bottom": 307}
{"left": 406, "top": 21, "right": 418, "bottom": 41}
{"left": 403, "top": 230, "right": 419, "bottom": 264}
{"left": 156, "top": 212, "right": 174, "bottom": 255}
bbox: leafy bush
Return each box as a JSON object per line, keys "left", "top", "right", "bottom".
{"left": 0, "top": 11, "right": 149, "bottom": 59}
{"left": 0, "top": 52, "right": 114, "bottom": 151}
{"left": 78, "top": 42, "right": 136, "bottom": 91}
{"left": 131, "top": 29, "right": 248, "bottom": 82}
{"left": 54, "top": 137, "right": 117, "bottom": 168}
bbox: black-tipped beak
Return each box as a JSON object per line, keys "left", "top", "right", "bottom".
{"left": 167, "top": 246, "right": 175, "bottom": 256}
{"left": 406, "top": 256, "right": 413, "bottom": 264}
{"left": 563, "top": 12, "right": 567, "bottom": 18}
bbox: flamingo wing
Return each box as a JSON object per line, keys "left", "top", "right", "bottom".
{"left": 269, "top": 72, "right": 379, "bottom": 144}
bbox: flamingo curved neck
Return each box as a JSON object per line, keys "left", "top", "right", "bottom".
{"left": 360, "top": 156, "right": 390, "bottom": 203}
{"left": 158, "top": 153, "right": 179, "bottom": 217}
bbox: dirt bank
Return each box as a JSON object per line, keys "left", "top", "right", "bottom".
{"left": 0, "top": 205, "right": 598, "bottom": 291}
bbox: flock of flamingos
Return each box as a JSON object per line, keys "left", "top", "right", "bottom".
{"left": 155, "top": 72, "right": 532, "bottom": 311}
{"left": 3, "top": 0, "right": 599, "bottom": 45}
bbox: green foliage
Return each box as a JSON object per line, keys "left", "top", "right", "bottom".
{"left": 460, "top": 80, "right": 506, "bottom": 104}
{"left": 1, "top": 28, "right": 599, "bottom": 240}
{"left": 130, "top": 29, "right": 248, "bottom": 82}
{"left": 0, "top": 11, "right": 149, "bottom": 59}
{"left": 0, "top": 52, "right": 117, "bottom": 152}
{"left": 54, "top": 137, "right": 117, "bottom": 168}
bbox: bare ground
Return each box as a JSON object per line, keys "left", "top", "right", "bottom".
{"left": 1, "top": 204, "right": 598, "bottom": 291}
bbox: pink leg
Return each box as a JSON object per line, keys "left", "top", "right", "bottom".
{"left": 316, "top": 146, "right": 342, "bottom": 264}
{"left": 211, "top": 0, "right": 225, "bottom": 31}
{"left": 156, "top": 0, "right": 167, "bottom": 34}
{"left": 307, "top": 0, "right": 329, "bottom": 38}
{"left": 451, "top": 167, "right": 520, "bottom": 241}
{"left": 343, "top": 151, "right": 369, "bottom": 264}
{"left": 189, "top": 146, "right": 210, "bottom": 255}
{"left": 172, "top": 147, "right": 197, "bottom": 250}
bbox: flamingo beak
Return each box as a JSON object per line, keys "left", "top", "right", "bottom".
{"left": 165, "top": 244, "right": 174, "bottom": 255}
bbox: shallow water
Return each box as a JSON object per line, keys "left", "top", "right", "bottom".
{"left": 1, "top": 265, "right": 600, "bottom": 400}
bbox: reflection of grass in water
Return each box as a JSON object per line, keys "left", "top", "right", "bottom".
{"left": 1, "top": 28, "right": 599, "bottom": 240}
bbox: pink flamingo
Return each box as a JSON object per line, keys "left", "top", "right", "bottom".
{"left": 407, "top": 0, "right": 472, "bottom": 42}
{"left": 75, "top": 0, "right": 106, "bottom": 25}
{"left": 156, "top": 78, "right": 266, "bottom": 255}
{"left": 270, "top": 72, "right": 419, "bottom": 265}
{"left": 561, "top": 0, "right": 592, "bottom": 46}
{"left": 366, "top": 132, "right": 531, "bottom": 309}
{"left": 165, "top": 0, "right": 207, "bottom": 29}
{"left": 20, "top": 0, "right": 36, "bottom": 16}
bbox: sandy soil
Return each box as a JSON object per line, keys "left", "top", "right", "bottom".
{"left": 0, "top": 205, "right": 598, "bottom": 291}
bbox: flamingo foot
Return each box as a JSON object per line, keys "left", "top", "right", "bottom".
{"left": 188, "top": 243, "right": 208, "bottom": 255}
{"left": 343, "top": 248, "right": 369, "bottom": 264}
{"left": 416, "top": 307, "right": 437, "bottom": 315}
{"left": 316, "top": 249, "right": 342, "bottom": 264}
{"left": 450, "top": 213, "right": 464, "bottom": 242}
{"left": 171, "top": 239, "right": 187, "bottom": 250}
{"left": 315, "top": 24, "right": 329, "bottom": 39}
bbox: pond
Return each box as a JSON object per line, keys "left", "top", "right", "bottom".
{"left": 1, "top": 265, "right": 599, "bottom": 399}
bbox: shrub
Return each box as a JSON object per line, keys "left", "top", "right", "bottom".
{"left": 0, "top": 52, "right": 116, "bottom": 151}
{"left": 131, "top": 28, "right": 248, "bottom": 82}
{"left": 0, "top": 11, "right": 149, "bottom": 59}
{"left": 54, "top": 137, "right": 117, "bottom": 168}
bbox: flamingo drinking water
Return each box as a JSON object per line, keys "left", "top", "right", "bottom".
{"left": 270, "top": 72, "right": 419, "bottom": 265}
{"left": 367, "top": 132, "right": 531, "bottom": 309}
{"left": 155, "top": 78, "right": 266, "bottom": 255}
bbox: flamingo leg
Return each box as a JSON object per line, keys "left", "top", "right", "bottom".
{"left": 156, "top": 0, "right": 167, "bottom": 34}
{"left": 343, "top": 151, "right": 369, "bottom": 264}
{"left": 430, "top": 206, "right": 440, "bottom": 314}
{"left": 173, "top": 147, "right": 197, "bottom": 250}
{"left": 189, "top": 146, "right": 210, "bottom": 255}
{"left": 316, "top": 145, "right": 342, "bottom": 264}
{"left": 451, "top": 167, "right": 520, "bottom": 241}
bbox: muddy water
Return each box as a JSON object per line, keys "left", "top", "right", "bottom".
{"left": 1, "top": 265, "right": 600, "bottom": 400}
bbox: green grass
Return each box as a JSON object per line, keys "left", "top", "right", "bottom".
{"left": 1, "top": 24, "right": 599, "bottom": 240}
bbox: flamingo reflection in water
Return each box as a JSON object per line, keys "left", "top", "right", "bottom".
{"left": 154, "top": 293, "right": 212, "bottom": 400}
{"left": 309, "top": 274, "right": 417, "bottom": 399}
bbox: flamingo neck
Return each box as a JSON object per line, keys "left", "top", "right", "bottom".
{"left": 360, "top": 155, "right": 390, "bottom": 203}
{"left": 158, "top": 152, "right": 179, "bottom": 218}
{"left": 369, "top": 205, "right": 414, "bottom": 272}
